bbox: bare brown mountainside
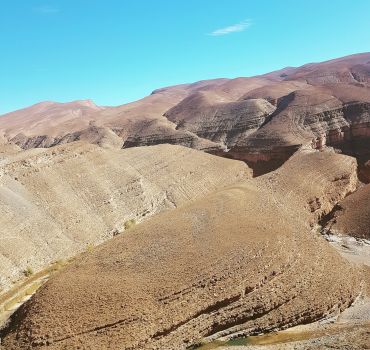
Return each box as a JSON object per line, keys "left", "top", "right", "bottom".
{"left": 1, "top": 53, "right": 370, "bottom": 350}
{"left": 325, "top": 183, "right": 370, "bottom": 239}
{"left": 2, "top": 148, "right": 364, "bottom": 350}
{"left": 0, "top": 142, "right": 251, "bottom": 291}
{"left": 0, "top": 100, "right": 104, "bottom": 139}
{"left": 1, "top": 53, "right": 370, "bottom": 177}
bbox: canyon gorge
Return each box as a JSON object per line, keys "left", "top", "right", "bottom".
{"left": 0, "top": 53, "right": 369, "bottom": 349}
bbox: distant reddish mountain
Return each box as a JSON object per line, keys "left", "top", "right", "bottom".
{"left": 1, "top": 52, "right": 370, "bottom": 175}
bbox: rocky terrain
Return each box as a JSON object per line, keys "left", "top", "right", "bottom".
{"left": 1, "top": 148, "right": 366, "bottom": 350}
{"left": 1, "top": 53, "right": 369, "bottom": 176}
{"left": 0, "top": 135, "right": 21, "bottom": 158}
{"left": 0, "top": 142, "right": 251, "bottom": 291}
{"left": 324, "top": 183, "right": 370, "bottom": 239}
{"left": 0, "top": 53, "right": 369, "bottom": 349}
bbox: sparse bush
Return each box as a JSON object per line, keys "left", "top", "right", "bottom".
{"left": 23, "top": 266, "right": 34, "bottom": 277}
{"left": 124, "top": 219, "right": 136, "bottom": 230}
{"left": 50, "top": 259, "right": 66, "bottom": 272}
{"left": 86, "top": 243, "right": 94, "bottom": 252}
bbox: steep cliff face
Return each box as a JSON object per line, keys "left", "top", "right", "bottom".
{"left": 304, "top": 101, "right": 370, "bottom": 182}
{"left": 226, "top": 86, "right": 370, "bottom": 176}
{"left": 0, "top": 143, "right": 251, "bottom": 291}
{"left": 308, "top": 102, "right": 370, "bottom": 146}
{"left": 2, "top": 150, "right": 362, "bottom": 350}
{"left": 215, "top": 145, "right": 300, "bottom": 177}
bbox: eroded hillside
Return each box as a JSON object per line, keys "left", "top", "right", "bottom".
{"left": 324, "top": 183, "right": 370, "bottom": 239}
{"left": 1, "top": 149, "right": 365, "bottom": 350}
{"left": 0, "top": 142, "right": 251, "bottom": 291}
{"left": 1, "top": 53, "right": 369, "bottom": 177}
{"left": 0, "top": 52, "right": 369, "bottom": 350}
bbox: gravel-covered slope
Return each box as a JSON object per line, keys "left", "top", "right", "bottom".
{"left": 0, "top": 142, "right": 251, "bottom": 291}
{"left": 1, "top": 149, "right": 363, "bottom": 350}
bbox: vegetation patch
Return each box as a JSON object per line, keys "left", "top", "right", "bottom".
{"left": 124, "top": 219, "right": 136, "bottom": 230}
{"left": 22, "top": 266, "right": 34, "bottom": 277}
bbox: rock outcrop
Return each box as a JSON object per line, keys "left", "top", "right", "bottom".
{"left": 0, "top": 142, "right": 251, "bottom": 291}
{"left": 165, "top": 94, "right": 276, "bottom": 148}
{"left": 1, "top": 149, "right": 363, "bottom": 350}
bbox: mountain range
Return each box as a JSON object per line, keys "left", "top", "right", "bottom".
{"left": 0, "top": 52, "right": 369, "bottom": 350}
{"left": 1, "top": 52, "right": 369, "bottom": 176}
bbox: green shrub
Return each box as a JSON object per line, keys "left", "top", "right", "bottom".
{"left": 86, "top": 243, "right": 94, "bottom": 252}
{"left": 23, "top": 266, "right": 34, "bottom": 277}
{"left": 124, "top": 219, "right": 136, "bottom": 230}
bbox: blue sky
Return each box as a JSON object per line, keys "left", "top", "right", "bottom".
{"left": 0, "top": 0, "right": 369, "bottom": 114}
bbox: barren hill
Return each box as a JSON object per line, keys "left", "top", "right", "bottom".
{"left": 1, "top": 53, "right": 370, "bottom": 350}
{"left": 1, "top": 53, "right": 369, "bottom": 177}
{"left": 0, "top": 142, "right": 251, "bottom": 291}
{"left": 2, "top": 149, "right": 364, "bottom": 350}
{"left": 0, "top": 100, "right": 103, "bottom": 139}
{"left": 0, "top": 81, "right": 228, "bottom": 152}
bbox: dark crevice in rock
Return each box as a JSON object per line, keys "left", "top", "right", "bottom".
{"left": 45, "top": 317, "right": 141, "bottom": 346}
{"left": 243, "top": 150, "right": 298, "bottom": 177}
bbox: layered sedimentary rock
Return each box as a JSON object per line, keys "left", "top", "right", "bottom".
{"left": 0, "top": 142, "right": 251, "bottom": 291}
{"left": 1, "top": 53, "right": 369, "bottom": 177}
{"left": 256, "top": 148, "right": 358, "bottom": 224}
{"left": 0, "top": 82, "right": 226, "bottom": 152}
{"left": 1, "top": 149, "right": 363, "bottom": 350}
{"left": 165, "top": 94, "right": 276, "bottom": 147}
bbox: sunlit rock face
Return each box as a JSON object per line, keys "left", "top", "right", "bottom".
{"left": 2, "top": 149, "right": 363, "bottom": 350}
{"left": 1, "top": 53, "right": 370, "bottom": 178}
{"left": 0, "top": 142, "right": 251, "bottom": 291}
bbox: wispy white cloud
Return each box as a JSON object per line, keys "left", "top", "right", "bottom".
{"left": 208, "top": 20, "right": 252, "bottom": 36}
{"left": 34, "top": 5, "right": 60, "bottom": 14}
